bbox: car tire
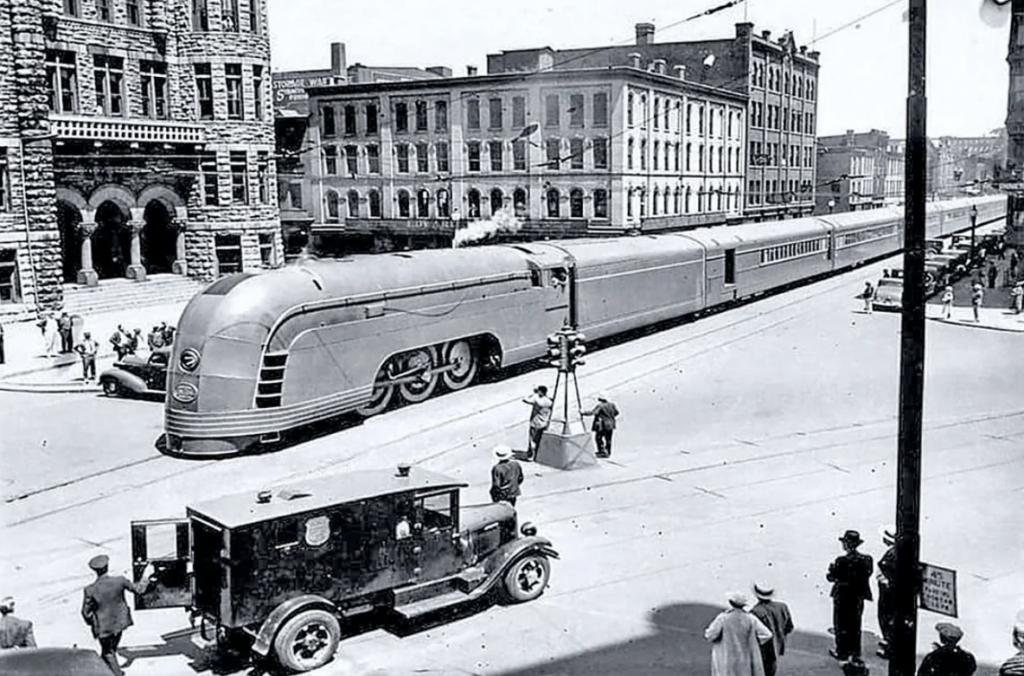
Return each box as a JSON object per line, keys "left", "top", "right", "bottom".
{"left": 273, "top": 609, "right": 341, "bottom": 673}
{"left": 101, "top": 379, "right": 121, "bottom": 397}
{"left": 501, "top": 554, "right": 551, "bottom": 604}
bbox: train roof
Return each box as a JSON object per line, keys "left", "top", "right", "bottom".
{"left": 680, "top": 216, "right": 831, "bottom": 247}
{"left": 549, "top": 233, "right": 705, "bottom": 267}
{"left": 189, "top": 465, "right": 467, "bottom": 529}
{"left": 816, "top": 206, "right": 903, "bottom": 229}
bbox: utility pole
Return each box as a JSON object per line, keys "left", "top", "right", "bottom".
{"left": 1006, "top": 0, "right": 1024, "bottom": 248}
{"left": 890, "top": 0, "right": 927, "bottom": 674}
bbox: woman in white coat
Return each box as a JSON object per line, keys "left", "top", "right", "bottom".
{"left": 705, "top": 591, "right": 774, "bottom": 676}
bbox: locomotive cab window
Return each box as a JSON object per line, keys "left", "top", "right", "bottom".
{"left": 724, "top": 249, "right": 736, "bottom": 285}
{"left": 549, "top": 267, "right": 568, "bottom": 288}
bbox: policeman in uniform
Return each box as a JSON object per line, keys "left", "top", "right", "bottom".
{"left": 876, "top": 525, "right": 897, "bottom": 658}
{"left": 918, "top": 623, "right": 977, "bottom": 676}
{"left": 827, "top": 529, "right": 874, "bottom": 662}
{"left": 81, "top": 555, "right": 153, "bottom": 676}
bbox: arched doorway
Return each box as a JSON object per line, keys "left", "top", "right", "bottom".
{"left": 57, "top": 202, "right": 82, "bottom": 283}
{"left": 142, "top": 200, "right": 177, "bottom": 274}
{"left": 93, "top": 200, "right": 131, "bottom": 279}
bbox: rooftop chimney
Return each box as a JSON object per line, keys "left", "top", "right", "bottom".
{"left": 674, "top": 64, "right": 687, "bottom": 80}
{"left": 628, "top": 52, "right": 643, "bottom": 69}
{"left": 652, "top": 58, "right": 667, "bottom": 75}
{"left": 426, "top": 66, "right": 452, "bottom": 77}
{"left": 467, "top": 65, "right": 478, "bottom": 76}
{"left": 799, "top": 46, "right": 807, "bottom": 55}
{"left": 761, "top": 30, "right": 771, "bottom": 40}
{"left": 330, "top": 42, "right": 347, "bottom": 78}
{"left": 635, "top": 22, "right": 655, "bottom": 46}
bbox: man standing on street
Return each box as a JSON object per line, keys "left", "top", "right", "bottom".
{"left": 704, "top": 591, "right": 774, "bottom": 676}
{"left": 876, "top": 525, "right": 897, "bottom": 659}
{"left": 522, "top": 385, "right": 552, "bottom": 461}
{"left": 582, "top": 391, "right": 620, "bottom": 458}
{"left": 76, "top": 332, "right": 100, "bottom": 382}
{"left": 81, "top": 555, "right": 153, "bottom": 676}
{"left": 827, "top": 529, "right": 874, "bottom": 663}
{"left": 918, "top": 623, "right": 977, "bottom": 676}
{"left": 58, "top": 311, "right": 74, "bottom": 354}
{"left": 0, "top": 596, "right": 36, "bottom": 649}
{"left": 489, "top": 444, "right": 524, "bottom": 506}
{"left": 750, "top": 583, "right": 794, "bottom": 676}
{"left": 860, "top": 281, "right": 875, "bottom": 314}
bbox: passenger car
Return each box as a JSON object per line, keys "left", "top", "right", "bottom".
{"left": 132, "top": 464, "right": 558, "bottom": 673}
{"left": 99, "top": 348, "right": 169, "bottom": 397}
{"left": 872, "top": 278, "right": 904, "bottom": 311}
{"left": 0, "top": 647, "right": 110, "bottom": 676}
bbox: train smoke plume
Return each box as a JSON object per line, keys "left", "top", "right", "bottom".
{"left": 452, "top": 208, "right": 523, "bottom": 248}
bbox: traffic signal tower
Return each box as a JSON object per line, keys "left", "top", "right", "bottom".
{"left": 537, "top": 322, "right": 597, "bottom": 470}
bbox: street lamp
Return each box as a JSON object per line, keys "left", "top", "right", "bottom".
{"left": 827, "top": 198, "right": 836, "bottom": 214}
{"left": 969, "top": 204, "right": 979, "bottom": 264}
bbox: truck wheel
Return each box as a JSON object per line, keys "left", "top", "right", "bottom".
{"left": 102, "top": 379, "right": 121, "bottom": 397}
{"left": 502, "top": 554, "right": 550, "bottom": 604}
{"left": 273, "top": 609, "right": 341, "bottom": 673}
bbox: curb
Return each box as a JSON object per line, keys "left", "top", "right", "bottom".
{"left": 928, "top": 316, "right": 1024, "bottom": 333}
{"left": 0, "top": 351, "right": 119, "bottom": 385}
{"left": 0, "top": 381, "right": 102, "bottom": 394}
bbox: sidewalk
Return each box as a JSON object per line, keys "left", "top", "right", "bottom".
{"left": 926, "top": 303, "right": 1024, "bottom": 333}
{"left": 0, "top": 301, "right": 189, "bottom": 392}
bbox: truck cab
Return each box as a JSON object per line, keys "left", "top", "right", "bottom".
{"left": 131, "top": 465, "right": 557, "bottom": 673}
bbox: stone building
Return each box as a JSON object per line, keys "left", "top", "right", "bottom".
{"left": 487, "top": 22, "right": 821, "bottom": 221}
{"left": 0, "top": 0, "right": 278, "bottom": 315}
{"left": 815, "top": 129, "right": 892, "bottom": 214}
{"left": 301, "top": 60, "right": 746, "bottom": 251}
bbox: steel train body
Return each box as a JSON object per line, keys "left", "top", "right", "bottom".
{"left": 165, "top": 196, "right": 1005, "bottom": 456}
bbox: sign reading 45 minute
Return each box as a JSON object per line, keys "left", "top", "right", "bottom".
{"left": 919, "top": 562, "right": 958, "bottom": 618}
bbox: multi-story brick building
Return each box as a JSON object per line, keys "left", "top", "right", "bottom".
{"left": 301, "top": 62, "right": 747, "bottom": 250}
{"left": 884, "top": 140, "right": 905, "bottom": 205}
{"left": 0, "top": 0, "right": 278, "bottom": 315}
{"left": 486, "top": 22, "right": 821, "bottom": 221}
{"left": 815, "top": 130, "right": 892, "bottom": 214}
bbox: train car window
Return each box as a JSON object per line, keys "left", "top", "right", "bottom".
{"left": 530, "top": 269, "right": 542, "bottom": 287}
{"left": 550, "top": 268, "right": 568, "bottom": 287}
{"left": 724, "top": 249, "right": 736, "bottom": 285}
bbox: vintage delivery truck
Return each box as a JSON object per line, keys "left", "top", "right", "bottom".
{"left": 131, "top": 464, "right": 558, "bottom": 672}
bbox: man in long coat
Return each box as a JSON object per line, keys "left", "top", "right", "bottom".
{"left": 704, "top": 591, "right": 774, "bottom": 676}
{"left": 582, "top": 391, "right": 620, "bottom": 458}
{"left": 81, "top": 555, "right": 153, "bottom": 676}
{"left": 750, "top": 583, "right": 794, "bottom": 676}
{"left": 827, "top": 530, "right": 874, "bottom": 662}
{"left": 876, "top": 525, "right": 897, "bottom": 658}
{"left": 0, "top": 596, "right": 36, "bottom": 649}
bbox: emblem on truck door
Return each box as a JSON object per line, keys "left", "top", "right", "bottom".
{"left": 303, "top": 516, "right": 330, "bottom": 547}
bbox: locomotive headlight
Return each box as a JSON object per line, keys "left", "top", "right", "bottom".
{"left": 173, "top": 382, "right": 198, "bottom": 403}
{"left": 179, "top": 348, "right": 201, "bottom": 372}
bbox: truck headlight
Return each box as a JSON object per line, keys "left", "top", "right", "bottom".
{"left": 520, "top": 522, "right": 537, "bottom": 537}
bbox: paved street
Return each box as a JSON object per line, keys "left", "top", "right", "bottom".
{"left": 1, "top": 260, "right": 1022, "bottom": 676}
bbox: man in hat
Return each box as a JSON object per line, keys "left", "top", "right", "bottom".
{"left": 826, "top": 530, "right": 874, "bottom": 663}
{"left": 704, "top": 591, "right": 774, "bottom": 676}
{"left": 582, "top": 392, "right": 620, "bottom": 458}
{"left": 522, "top": 385, "right": 553, "bottom": 461}
{"left": 76, "top": 332, "right": 100, "bottom": 382}
{"left": 490, "top": 444, "right": 524, "bottom": 506}
{"left": 81, "top": 554, "right": 154, "bottom": 676}
{"left": 918, "top": 623, "right": 977, "bottom": 676}
{"left": 876, "top": 525, "right": 897, "bottom": 658}
{"left": 0, "top": 596, "right": 36, "bottom": 649}
{"left": 750, "top": 583, "right": 794, "bottom": 676}
{"left": 998, "top": 613, "right": 1024, "bottom": 676}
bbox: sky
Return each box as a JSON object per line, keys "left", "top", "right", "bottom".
{"left": 266, "top": 0, "right": 1010, "bottom": 139}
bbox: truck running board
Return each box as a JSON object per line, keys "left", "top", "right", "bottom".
{"left": 392, "top": 589, "right": 470, "bottom": 620}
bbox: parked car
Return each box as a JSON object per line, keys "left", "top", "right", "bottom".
{"left": 99, "top": 347, "right": 169, "bottom": 397}
{"left": 0, "top": 647, "right": 110, "bottom": 676}
{"left": 131, "top": 464, "right": 559, "bottom": 673}
{"left": 872, "top": 277, "right": 904, "bottom": 311}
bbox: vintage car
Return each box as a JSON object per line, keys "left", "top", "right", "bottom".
{"left": 0, "top": 647, "right": 110, "bottom": 676}
{"left": 99, "top": 348, "right": 169, "bottom": 397}
{"left": 132, "top": 464, "right": 558, "bottom": 673}
{"left": 872, "top": 277, "right": 904, "bottom": 311}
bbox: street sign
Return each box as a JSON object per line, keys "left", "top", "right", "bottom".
{"left": 919, "top": 562, "right": 958, "bottom": 618}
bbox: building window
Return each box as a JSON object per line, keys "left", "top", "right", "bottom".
{"left": 652, "top": 187, "right": 660, "bottom": 215}
{"left": 225, "top": 64, "right": 243, "bottom": 119}
{"left": 0, "top": 249, "right": 20, "bottom": 304}
{"left": 627, "top": 139, "right": 634, "bottom": 171}
{"left": 490, "top": 188, "right": 504, "bottom": 215}
{"left": 640, "top": 139, "right": 647, "bottom": 171}
{"left": 366, "top": 145, "right": 380, "bottom": 173}
{"left": 252, "top": 65, "right": 263, "bottom": 121}
{"left": 627, "top": 189, "right": 634, "bottom": 218}
{"left": 436, "top": 189, "right": 450, "bottom": 217}
{"left": 365, "top": 104, "right": 378, "bottom": 134}
{"left": 546, "top": 138, "right": 561, "bottom": 170}
{"left": 192, "top": 0, "right": 209, "bottom": 30}
{"left": 395, "top": 102, "right": 408, "bottom": 133}
{"left": 593, "top": 189, "right": 608, "bottom": 219}
{"left": 593, "top": 138, "right": 608, "bottom": 169}
{"left": 0, "top": 150, "right": 8, "bottom": 211}
{"left": 545, "top": 94, "right": 559, "bottom": 127}
{"left": 64, "top": 0, "right": 81, "bottom": 15}
{"left": 321, "top": 105, "right": 336, "bottom": 137}
{"left": 467, "top": 142, "right": 481, "bottom": 172}
{"left": 368, "top": 190, "right": 381, "bottom": 217}
{"left": 569, "top": 189, "right": 584, "bottom": 218}
{"left": 653, "top": 141, "right": 660, "bottom": 171}
{"left": 628, "top": 93, "right": 635, "bottom": 127}
{"left": 513, "top": 188, "right": 527, "bottom": 217}
{"left": 639, "top": 95, "right": 647, "bottom": 128}
{"left": 436, "top": 142, "right": 449, "bottom": 172}
{"left": 415, "top": 100, "right": 428, "bottom": 132}
{"left": 215, "top": 234, "right": 243, "bottom": 275}
{"left": 653, "top": 99, "right": 660, "bottom": 130}
{"left": 397, "top": 190, "right": 410, "bottom": 217}
{"left": 139, "top": 61, "right": 167, "bottom": 119}
{"left": 345, "top": 145, "right": 358, "bottom": 175}
{"left": 685, "top": 143, "right": 691, "bottom": 171}
{"left": 396, "top": 144, "right": 410, "bottom": 173}
{"left": 347, "top": 190, "right": 360, "bottom": 218}
{"left": 674, "top": 143, "right": 680, "bottom": 172}
{"left": 489, "top": 98, "right": 503, "bottom": 130}
{"left": 248, "top": 0, "right": 260, "bottom": 32}
{"left": 97, "top": 0, "right": 111, "bottom": 21}
{"left": 467, "top": 189, "right": 481, "bottom": 218}
{"left": 593, "top": 93, "right": 608, "bottom": 127}
{"left": 434, "top": 100, "right": 447, "bottom": 131}
{"left": 546, "top": 189, "right": 560, "bottom": 218}
{"left": 698, "top": 145, "right": 704, "bottom": 172}
{"left": 570, "top": 139, "right": 584, "bottom": 169}
{"left": 258, "top": 233, "right": 275, "bottom": 267}
{"left": 416, "top": 189, "right": 430, "bottom": 218}
{"left": 323, "top": 146, "right": 338, "bottom": 175}
{"left": 416, "top": 143, "right": 429, "bottom": 173}
{"left": 229, "top": 151, "right": 247, "bottom": 204}
{"left": 489, "top": 141, "right": 503, "bottom": 172}
{"left": 698, "top": 106, "right": 705, "bottom": 134}
{"left": 664, "top": 100, "right": 671, "bottom": 130}
{"left": 513, "top": 140, "right": 526, "bottom": 171}
{"left": 569, "top": 94, "right": 584, "bottom": 128}
{"left": 199, "top": 153, "right": 218, "bottom": 205}
{"left": 45, "top": 51, "right": 78, "bottom": 113}
{"left": 222, "top": 0, "right": 239, "bottom": 31}
{"left": 343, "top": 105, "right": 356, "bottom": 135}
{"left": 256, "top": 152, "right": 270, "bottom": 204}
{"left": 512, "top": 96, "right": 526, "bottom": 129}
{"left": 93, "top": 55, "right": 124, "bottom": 117}
{"left": 126, "top": 0, "right": 142, "bottom": 25}
{"left": 326, "top": 190, "right": 341, "bottom": 221}
{"left": 466, "top": 99, "right": 480, "bottom": 130}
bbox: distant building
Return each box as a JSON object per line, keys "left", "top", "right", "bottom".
{"left": 487, "top": 22, "right": 821, "bottom": 221}
{"left": 884, "top": 140, "right": 905, "bottom": 205}
{"left": 815, "top": 130, "right": 892, "bottom": 214}
{"left": 936, "top": 132, "right": 1006, "bottom": 193}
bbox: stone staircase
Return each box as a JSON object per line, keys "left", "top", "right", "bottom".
{"left": 60, "top": 273, "right": 208, "bottom": 316}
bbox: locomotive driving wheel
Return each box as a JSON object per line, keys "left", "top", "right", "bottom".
{"left": 397, "top": 346, "right": 439, "bottom": 403}
{"left": 354, "top": 371, "right": 394, "bottom": 417}
{"left": 441, "top": 339, "right": 478, "bottom": 391}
